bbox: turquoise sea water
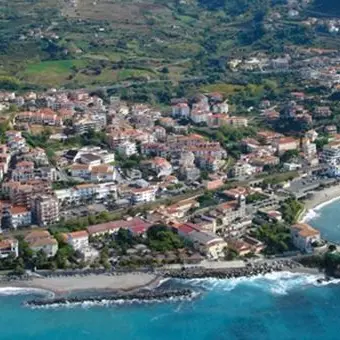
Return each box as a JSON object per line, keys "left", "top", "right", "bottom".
{"left": 308, "top": 198, "right": 340, "bottom": 243}
{"left": 1, "top": 272, "right": 340, "bottom": 340}
{"left": 0, "top": 201, "right": 339, "bottom": 340}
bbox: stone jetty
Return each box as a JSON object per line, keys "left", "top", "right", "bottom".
{"left": 163, "top": 260, "right": 299, "bottom": 280}
{"left": 24, "top": 289, "right": 194, "bottom": 307}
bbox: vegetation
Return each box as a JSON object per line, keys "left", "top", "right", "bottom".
{"left": 146, "top": 225, "right": 184, "bottom": 252}
{"left": 252, "top": 223, "right": 293, "bottom": 255}
{"left": 246, "top": 192, "right": 267, "bottom": 204}
{"left": 280, "top": 198, "right": 304, "bottom": 224}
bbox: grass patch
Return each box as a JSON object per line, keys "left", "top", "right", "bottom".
{"left": 200, "top": 83, "right": 245, "bottom": 96}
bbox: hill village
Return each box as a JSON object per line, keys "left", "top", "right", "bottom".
{"left": 0, "top": 79, "right": 340, "bottom": 271}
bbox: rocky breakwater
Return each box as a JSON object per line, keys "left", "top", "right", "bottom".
{"left": 164, "top": 260, "right": 299, "bottom": 279}
{"left": 24, "top": 289, "right": 195, "bottom": 307}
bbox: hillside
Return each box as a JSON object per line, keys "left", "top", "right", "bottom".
{"left": 0, "top": 0, "right": 336, "bottom": 91}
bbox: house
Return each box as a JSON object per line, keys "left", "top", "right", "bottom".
{"left": 7, "top": 205, "right": 32, "bottom": 229}
{"left": 290, "top": 223, "right": 321, "bottom": 253}
{"left": 61, "top": 230, "right": 89, "bottom": 251}
{"left": 172, "top": 103, "right": 190, "bottom": 118}
{"left": 257, "top": 131, "right": 283, "bottom": 145}
{"left": 70, "top": 164, "right": 91, "bottom": 179}
{"left": 24, "top": 230, "right": 58, "bottom": 257}
{"left": 80, "top": 153, "right": 102, "bottom": 166}
{"left": 175, "top": 223, "right": 227, "bottom": 259}
{"left": 0, "top": 238, "right": 19, "bottom": 259}
{"left": 131, "top": 186, "right": 157, "bottom": 204}
{"left": 117, "top": 141, "right": 137, "bottom": 157}
{"left": 314, "top": 106, "right": 332, "bottom": 118}
{"left": 273, "top": 137, "right": 299, "bottom": 155}
{"left": 87, "top": 217, "right": 151, "bottom": 237}
{"left": 90, "top": 165, "right": 116, "bottom": 182}
{"left": 145, "top": 157, "right": 172, "bottom": 178}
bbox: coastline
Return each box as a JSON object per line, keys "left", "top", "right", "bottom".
{"left": 0, "top": 273, "right": 160, "bottom": 295}
{"left": 300, "top": 184, "right": 340, "bottom": 222}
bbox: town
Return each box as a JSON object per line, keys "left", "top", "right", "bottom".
{"left": 1, "top": 72, "right": 340, "bottom": 275}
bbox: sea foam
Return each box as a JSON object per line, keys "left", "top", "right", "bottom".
{"left": 0, "top": 287, "right": 53, "bottom": 297}
{"left": 184, "top": 271, "right": 329, "bottom": 296}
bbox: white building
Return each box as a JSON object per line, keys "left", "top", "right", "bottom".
{"left": 62, "top": 231, "right": 89, "bottom": 251}
{"left": 131, "top": 186, "right": 157, "bottom": 204}
{"left": 8, "top": 206, "right": 32, "bottom": 229}
{"left": 24, "top": 230, "right": 58, "bottom": 257}
{"left": 321, "top": 141, "right": 340, "bottom": 165}
{"left": 0, "top": 239, "right": 19, "bottom": 259}
{"left": 172, "top": 103, "right": 190, "bottom": 118}
{"left": 290, "top": 223, "right": 321, "bottom": 253}
{"left": 117, "top": 141, "right": 137, "bottom": 157}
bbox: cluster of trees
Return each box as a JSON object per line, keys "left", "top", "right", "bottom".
{"left": 146, "top": 225, "right": 185, "bottom": 252}
{"left": 246, "top": 192, "right": 266, "bottom": 204}
{"left": 0, "top": 236, "right": 84, "bottom": 273}
{"left": 252, "top": 223, "right": 292, "bottom": 255}
{"left": 280, "top": 198, "right": 303, "bottom": 224}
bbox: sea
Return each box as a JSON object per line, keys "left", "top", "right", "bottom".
{"left": 1, "top": 201, "right": 340, "bottom": 340}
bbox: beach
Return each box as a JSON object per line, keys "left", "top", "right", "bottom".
{"left": 0, "top": 272, "right": 159, "bottom": 295}
{"left": 301, "top": 183, "right": 340, "bottom": 221}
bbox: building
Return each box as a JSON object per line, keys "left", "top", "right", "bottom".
{"left": 131, "top": 186, "right": 157, "bottom": 204}
{"left": 321, "top": 141, "right": 340, "bottom": 165}
{"left": 302, "top": 139, "right": 317, "bottom": 159}
{"left": 87, "top": 217, "right": 151, "bottom": 237}
{"left": 273, "top": 137, "right": 299, "bottom": 155}
{"left": 290, "top": 223, "right": 321, "bottom": 253}
{"left": 6, "top": 206, "right": 32, "bottom": 229}
{"left": 24, "top": 230, "right": 58, "bottom": 257}
{"left": 62, "top": 230, "right": 89, "bottom": 251}
{"left": 0, "top": 239, "right": 19, "bottom": 259}
{"left": 209, "top": 195, "right": 247, "bottom": 227}
{"left": 117, "top": 141, "right": 137, "bottom": 157}
{"left": 172, "top": 103, "right": 190, "bottom": 118}
{"left": 31, "top": 195, "right": 59, "bottom": 226}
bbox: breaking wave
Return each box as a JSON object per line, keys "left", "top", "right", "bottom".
{"left": 302, "top": 209, "right": 320, "bottom": 222}
{"left": 183, "top": 271, "right": 340, "bottom": 296}
{"left": 0, "top": 287, "right": 53, "bottom": 297}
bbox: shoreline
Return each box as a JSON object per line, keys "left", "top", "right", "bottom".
{"left": 300, "top": 184, "right": 340, "bottom": 222}
{"left": 0, "top": 266, "right": 326, "bottom": 297}
{"left": 0, "top": 273, "right": 160, "bottom": 296}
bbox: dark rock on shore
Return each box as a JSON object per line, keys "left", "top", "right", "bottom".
{"left": 163, "top": 260, "right": 299, "bottom": 280}
{"left": 24, "top": 289, "right": 195, "bottom": 307}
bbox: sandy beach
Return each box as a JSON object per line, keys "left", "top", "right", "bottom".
{"left": 301, "top": 184, "right": 340, "bottom": 220}
{"left": 0, "top": 273, "right": 159, "bottom": 295}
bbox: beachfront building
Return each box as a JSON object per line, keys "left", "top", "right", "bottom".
{"left": 0, "top": 238, "right": 19, "bottom": 259}
{"left": 321, "top": 141, "right": 340, "bottom": 165}
{"left": 24, "top": 230, "right": 58, "bottom": 257}
{"left": 290, "top": 223, "right": 321, "bottom": 253}
{"left": 61, "top": 231, "right": 89, "bottom": 251}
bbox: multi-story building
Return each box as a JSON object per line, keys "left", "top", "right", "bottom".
{"left": 273, "top": 137, "right": 299, "bottom": 155}
{"left": 302, "top": 139, "right": 317, "bottom": 159}
{"left": 208, "top": 195, "right": 247, "bottom": 227}
{"left": 117, "top": 141, "right": 137, "bottom": 157}
{"left": 24, "top": 230, "right": 58, "bottom": 257}
{"left": 321, "top": 141, "right": 340, "bottom": 165}
{"left": 290, "top": 223, "right": 320, "bottom": 253}
{"left": 0, "top": 238, "right": 19, "bottom": 259}
{"left": 2, "top": 180, "right": 52, "bottom": 207}
{"left": 131, "top": 186, "right": 157, "bottom": 204}
{"left": 61, "top": 230, "right": 89, "bottom": 251}
{"left": 4, "top": 206, "right": 32, "bottom": 229}
{"left": 172, "top": 103, "right": 190, "bottom": 118}
{"left": 31, "top": 195, "right": 59, "bottom": 226}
